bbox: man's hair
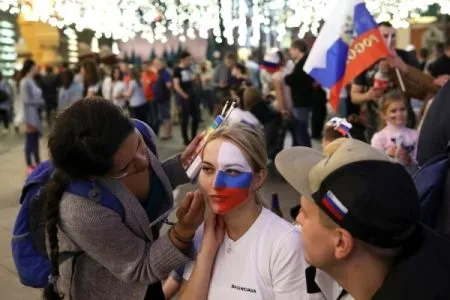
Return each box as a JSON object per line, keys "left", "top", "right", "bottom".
{"left": 435, "top": 42, "right": 445, "bottom": 55}
{"left": 378, "top": 21, "right": 393, "bottom": 28}
{"left": 419, "top": 48, "right": 429, "bottom": 59}
{"left": 45, "top": 65, "right": 53, "bottom": 73}
{"left": 291, "top": 39, "right": 309, "bottom": 53}
{"left": 179, "top": 51, "right": 191, "bottom": 60}
{"left": 225, "top": 52, "right": 237, "bottom": 61}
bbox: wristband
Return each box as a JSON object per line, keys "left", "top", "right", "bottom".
{"left": 172, "top": 225, "right": 193, "bottom": 244}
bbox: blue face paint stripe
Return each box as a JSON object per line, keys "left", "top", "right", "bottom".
{"left": 214, "top": 171, "right": 253, "bottom": 189}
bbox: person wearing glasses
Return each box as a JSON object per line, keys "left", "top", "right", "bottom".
{"left": 42, "top": 98, "right": 205, "bottom": 300}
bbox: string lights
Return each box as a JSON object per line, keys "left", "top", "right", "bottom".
{"left": 0, "top": 0, "right": 448, "bottom": 45}
{"left": 0, "top": 19, "right": 17, "bottom": 76}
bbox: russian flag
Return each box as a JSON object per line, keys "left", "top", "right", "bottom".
{"left": 304, "top": 0, "right": 390, "bottom": 111}
{"left": 327, "top": 117, "right": 353, "bottom": 136}
{"left": 321, "top": 191, "right": 348, "bottom": 221}
{"left": 337, "top": 119, "right": 352, "bottom": 136}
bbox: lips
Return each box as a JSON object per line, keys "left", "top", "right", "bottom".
{"left": 209, "top": 194, "right": 229, "bottom": 201}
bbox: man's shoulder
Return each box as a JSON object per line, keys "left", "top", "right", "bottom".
{"left": 374, "top": 226, "right": 450, "bottom": 299}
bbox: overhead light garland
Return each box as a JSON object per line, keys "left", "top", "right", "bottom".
{"left": 0, "top": 0, "right": 448, "bottom": 46}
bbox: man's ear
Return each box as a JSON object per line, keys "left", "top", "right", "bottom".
{"left": 334, "top": 228, "right": 354, "bottom": 260}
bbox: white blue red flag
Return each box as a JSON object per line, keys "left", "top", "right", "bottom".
{"left": 304, "top": 0, "right": 390, "bottom": 111}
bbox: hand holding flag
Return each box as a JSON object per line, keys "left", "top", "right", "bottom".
{"left": 304, "top": 0, "right": 390, "bottom": 111}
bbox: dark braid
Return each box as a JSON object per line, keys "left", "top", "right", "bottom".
{"left": 41, "top": 98, "right": 134, "bottom": 299}
{"left": 43, "top": 170, "right": 71, "bottom": 300}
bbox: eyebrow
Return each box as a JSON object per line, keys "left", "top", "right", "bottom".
{"left": 117, "top": 132, "right": 141, "bottom": 172}
{"left": 201, "top": 161, "right": 214, "bottom": 166}
{"left": 222, "top": 163, "right": 245, "bottom": 169}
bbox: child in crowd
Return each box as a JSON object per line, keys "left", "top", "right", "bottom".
{"left": 371, "top": 89, "right": 419, "bottom": 170}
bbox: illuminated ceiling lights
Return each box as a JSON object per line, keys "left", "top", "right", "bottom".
{"left": 0, "top": 0, "right": 448, "bottom": 43}
{"left": 63, "top": 27, "right": 78, "bottom": 64}
{"left": 0, "top": 20, "right": 17, "bottom": 77}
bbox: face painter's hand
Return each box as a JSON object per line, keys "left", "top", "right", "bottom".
{"left": 200, "top": 212, "right": 226, "bottom": 261}
{"left": 181, "top": 131, "right": 207, "bottom": 168}
{"left": 175, "top": 190, "right": 206, "bottom": 240}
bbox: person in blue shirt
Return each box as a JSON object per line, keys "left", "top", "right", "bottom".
{"left": 153, "top": 58, "right": 173, "bottom": 140}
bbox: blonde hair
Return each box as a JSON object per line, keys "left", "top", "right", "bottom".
{"left": 203, "top": 123, "right": 268, "bottom": 204}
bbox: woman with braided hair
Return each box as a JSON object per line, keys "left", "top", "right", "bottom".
{"left": 42, "top": 97, "right": 205, "bottom": 300}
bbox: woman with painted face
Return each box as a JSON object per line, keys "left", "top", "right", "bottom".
{"left": 179, "top": 123, "right": 306, "bottom": 300}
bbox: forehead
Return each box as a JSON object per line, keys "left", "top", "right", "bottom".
{"left": 380, "top": 26, "right": 396, "bottom": 34}
{"left": 112, "top": 131, "right": 139, "bottom": 169}
{"left": 203, "top": 139, "right": 252, "bottom": 171}
{"left": 387, "top": 100, "right": 405, "bottom": 108}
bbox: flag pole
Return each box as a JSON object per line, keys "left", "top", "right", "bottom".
{"left": 387, "top": 34, "right": 406, "bottom": 92}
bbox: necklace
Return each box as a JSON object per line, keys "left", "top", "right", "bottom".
{"left": 226, "top": 236, "right": 232, "bottom": 253}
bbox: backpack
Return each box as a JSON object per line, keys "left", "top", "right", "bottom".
{"left": 413, "top": 147, "right": 450, "bottom": 228}
{"left": 11, "top": 119, "right": 157, "bottom": 288}
{"left": 0, "top": 84, "right": 9, "bottom": 103}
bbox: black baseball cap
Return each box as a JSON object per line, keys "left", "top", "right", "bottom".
{"left": 275, "top": 139, "right": 420, "bottom": 248}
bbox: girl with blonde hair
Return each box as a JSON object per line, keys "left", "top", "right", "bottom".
{"left": 180, "top": 123, "right": 305, "bottom": 300}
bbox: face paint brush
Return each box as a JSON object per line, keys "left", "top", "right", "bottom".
{"left": 184, "top": 101, "right": 237, "bottom": 181}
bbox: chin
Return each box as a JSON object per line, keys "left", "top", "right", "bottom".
{"left": 209, "top": 202, "right": 243, "bottom": 215}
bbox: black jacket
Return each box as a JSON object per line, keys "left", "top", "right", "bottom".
{"left": 285, "top": 55, "right": 315, "bottom": 108}
{"left": 417, "top": 82, "right": 450, "bottom": 237}
{"left": 250, "top": 101, "right": 279, "bottom": 125}
{"left": 372, "top": 226, "right": 450, "bottom": 300}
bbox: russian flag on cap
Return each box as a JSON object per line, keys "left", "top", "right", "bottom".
{"left": 303, "top": 0, "right": 390, "bottom": 112}
{"left": 322, "top": 191, "right": 348, "bottom": 221}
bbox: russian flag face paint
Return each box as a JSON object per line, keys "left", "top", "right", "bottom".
{"left": 211, "top": 142, "right": 254, "bottom": 214}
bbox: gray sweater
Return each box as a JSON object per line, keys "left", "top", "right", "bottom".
{"left": 54, "top": 153, "right": 192, "bottom": 300}
{"left": 20, "top": 77, "right": 44, "bottom": 131}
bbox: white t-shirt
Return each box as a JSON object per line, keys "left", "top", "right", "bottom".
{"left": 183, "top": 208, "right": 307, "bottom": 300}
{"left": 111, "top": 81, "right": 126, "bottom": 108}
{"left": 87, "top": 83, "right": 100, "bottom": 96}
{"left": 102, "top": 76, "right": 112, "bottom": 100}
{"left": 128, "top": 80, "right": 147, "bottom": 107}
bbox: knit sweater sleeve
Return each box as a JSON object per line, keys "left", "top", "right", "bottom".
{"left": 59, "top": 193, "right": 191, "bottom": 284}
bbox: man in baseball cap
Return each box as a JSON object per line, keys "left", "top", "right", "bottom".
{"left": 276, "top": 139, "right": 450, "bottom": 300}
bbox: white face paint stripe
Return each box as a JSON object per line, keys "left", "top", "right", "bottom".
{"left": 217, "top": 142, "right": 252, "bottom": 173}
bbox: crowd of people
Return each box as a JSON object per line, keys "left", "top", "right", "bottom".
{"left": 4, "top": 19, "right": 450, "bottom": 300}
